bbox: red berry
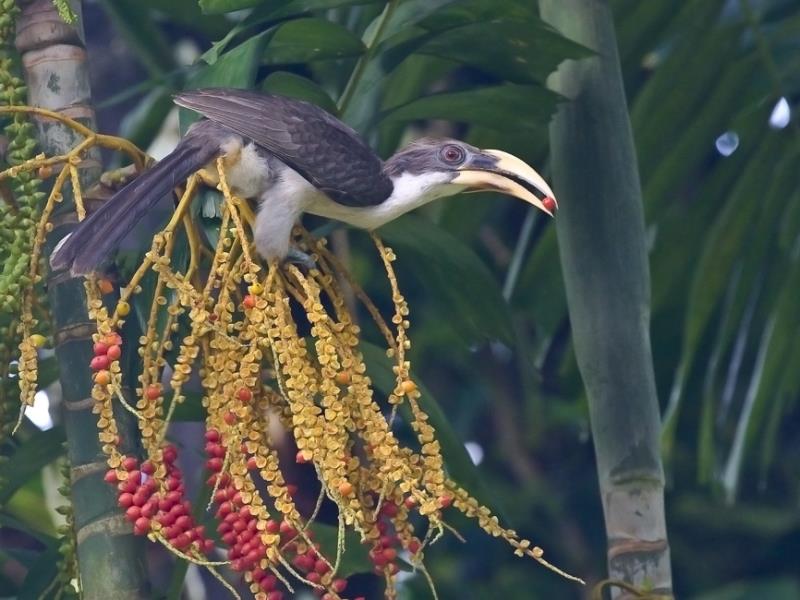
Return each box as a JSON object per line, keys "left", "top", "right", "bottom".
{"left": 314, "top": 559, "right": 330, "bottom": 575}
{"left": 243, "top": 295, "right": 256, "bottom": 309}
{"left": 332, "top": 578, "right": 347, "bottom": 593}
{"left": 118, "top": 492, "right": 134, "bottom": 508}
{"left": 408, "top": 538, "right": 421, "bottom": 554}
{"left": 438, "top": 495, "right": 453, "bottom": 508}
{"left": 140, "top": 461, "right": 155, "bottom": 475}
{"left": 93, "top": 342, "right": 109, "bottom": 356}
{"left": 121, "top": 457, "right": 138, "bottom": 471}
{"left": 125, "top": 506, "right": 141, "bottom": 521}
{"left": 106, "top": 344, "right": 122, "bottom": 360}
{"left": 279, "top": 520, "right": 295, "bottom": 536}
{"left": 206, "top": 457, "right": 223, "bottom": 472}
{"left": 175, "top": 515, "right": 192, "bottom": 530}
{"left": 237, "top": 387, "right": 252, "bottom": 402}
{"left": 306, "top": 572, "right": 321, "bottom": 585}
{"left": 247, "top": 456, "right": 258, "bottom": 470}
{"left": 90, "top": 355, "right": 110, "bottom": 371}
{"left": 543, "top": 196, "right": 557, "bottom": 213}
{"left": 141, "top": 502, "right": 156, "bottom": 518}
{"left": 295, "top": 450, "right": 309, "bottom": 464}
{"left": 145, "top": 385, "right": 161, "bottom": 400}
{"left": 134, "top": 517, "right": 150, "bottom": 533}
{"left": 265, "top": 520, "right": 280, "bottom": 534}
{"left": 223, "top": 411, "right": 237, "bottom": 425}
{"left": 383, "top": 547, "right": 397, "bottom": 561}
{"left": 104, "top": 469, "right": 118, "bottom": 483}
{"left": 202, "top": 539, "right": 215, "bottom": 554}
{"left": 404, "top": 496, "right": 417, "bottom": 510}
{"left": 293, "top": 554, "right": 313, "bottom": 572}
{"left": 173, "top": 533, "right": 191, "bottom": 550}
{"left": 260, "top": 574, "right": 277, "bottom": 592}
{"left": 380, "top": 502, "right": 398, "bottom": 517}
{"left": 163, "top": 445, "right": 178, "bottom": 464}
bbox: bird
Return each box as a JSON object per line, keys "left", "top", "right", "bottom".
{"left": 51, "top": 88, "right": 557, "bottom": 275}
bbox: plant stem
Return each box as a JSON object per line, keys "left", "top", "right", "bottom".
{"left": 336, "top": 0, "right": 399, "bottom": 116}
{"left": 16, "top": 1, "right": 150, "bottom": 597}
{"left": 538, "top": 0, "right": 673, "bottom": 596}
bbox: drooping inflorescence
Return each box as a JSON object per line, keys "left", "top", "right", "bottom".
{"left": 0, "top": 106, "right": 583, "bottom": 598}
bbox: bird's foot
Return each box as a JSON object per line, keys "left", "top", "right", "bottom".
{"left": 283, "top": 248, "right": 317, "bottom": 272}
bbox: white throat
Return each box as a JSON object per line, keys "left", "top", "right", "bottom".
{"left": 305, "top": 171, "right": 463, "bottom": 230}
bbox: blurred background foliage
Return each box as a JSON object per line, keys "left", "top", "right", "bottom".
{"left": 1, "top": 0, "right": 799, "bottom": 598}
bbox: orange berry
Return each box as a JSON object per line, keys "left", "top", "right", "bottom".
{"left": 334, "top": 371, "right": 351, "bottom": 385}
{"left": 94, "top": 370, "right": 111, "bottom": 385}
{"left": 337, "top": 481, "right": 354, "bottom": 497}
{"left": 243, "top": 295, "right": 256, "bottom": 309}
{"left": 400, "top": 380, "right": 417, "bottom": 394}
{"left": 104, "top": 333, "right": 122, "bottom": 346}
{"left": 97, "top": 278, "right": 114, "bottom": 295}
{"left": 106, "top": 344, "right": 122, "bottom": 360}
{"left": 223, "top": 411, "right": 237, "bottom": 425}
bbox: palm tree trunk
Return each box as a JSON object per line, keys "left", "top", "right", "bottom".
{"left": 538, "top": 0, "right": 673, "bottom": 596}
{"left": 15, "top": 1, "right": 149, "bottom": 597}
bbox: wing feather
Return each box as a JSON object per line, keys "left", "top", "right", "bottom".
{"left": 174, "top": 88, "right": 392, "bottom": 207}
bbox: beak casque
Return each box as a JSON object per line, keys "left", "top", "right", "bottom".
{"left": 452, "top": 149, "right": 557, "bottom": 216}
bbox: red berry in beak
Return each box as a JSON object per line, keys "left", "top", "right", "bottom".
{"left": 542, "top": 196, "right": 557, "bottom": 213}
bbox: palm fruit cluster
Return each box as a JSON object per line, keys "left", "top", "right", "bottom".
{"left": 0, "top": 111, "right": 581, "bottom": 598}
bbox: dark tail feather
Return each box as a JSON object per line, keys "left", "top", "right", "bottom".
{"left": 51, "top": 129, "right": 220, "bottom": 275}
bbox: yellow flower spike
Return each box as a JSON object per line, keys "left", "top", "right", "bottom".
{"left": 2, "top": 129, "right": 582, "bottom": 596}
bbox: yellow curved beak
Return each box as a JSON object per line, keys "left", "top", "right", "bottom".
{"left": 452, "top": 149, "right": 557, "bottom": 216}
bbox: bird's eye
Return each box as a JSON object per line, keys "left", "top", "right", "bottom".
{"left": 440, "top": 144, "right": 466, "bottom": 165}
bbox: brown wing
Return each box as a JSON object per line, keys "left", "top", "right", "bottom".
{"left": 174, "top": 88, "right": 393, "bottom": 207}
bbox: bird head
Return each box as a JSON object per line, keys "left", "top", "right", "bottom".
{"left": 383, "top": 138, "right": 557, "bottom": 216}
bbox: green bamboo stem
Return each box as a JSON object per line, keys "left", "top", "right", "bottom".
{"left": 538, "top": 0, "right": 672, "bottom": 596}
{"left": 16, "top": 1, "right": 149, "bottom": 597}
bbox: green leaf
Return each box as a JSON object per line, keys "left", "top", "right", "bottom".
{"left": 380, "top": 84, "right": 558, "bottom": 132}
{"left": 200, "top": 0, "right": 377, "bottom": 16}
{"left": 691, "top": 578, "right": 800, "bottom": 600}
{"left": 261, "top": 71, "right": 338, "bottom": 113}
{"left": 199, "top": 0, "right": 266, "bottom": 12}
{"left": 263, "top": 18, "right": 365, "bottom": 65}
{"left": 98, "top": 0, "right": 176, "bottom": 78}
{"left": 415, "top": 18, "right": 592, "bottom": 84}
{"left": 0, "top": 428, "right": 66, "bottom": 505}
{"left": 379, "top": 214, "right": 514, "bottom": 344}
{"left": 180, "top": 31, "right": 271, "bottom": 132}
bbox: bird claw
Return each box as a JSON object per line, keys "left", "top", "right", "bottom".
{"left": 283, "top": 248, "right": 317, "bottom": 272}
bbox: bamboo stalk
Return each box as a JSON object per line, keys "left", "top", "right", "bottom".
{"left": 538, "top": 0, "right": 673, "bottom": 596}
{"left": 15, "top": 1, "right": 150, "bottom": 597}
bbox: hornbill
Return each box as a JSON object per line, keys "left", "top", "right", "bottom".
{"left": 51, "top": 88, "right": 557, "bottom": 274}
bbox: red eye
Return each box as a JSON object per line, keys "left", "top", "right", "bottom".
{"left": 441, "top": 144, "right": 465, "bottom": 164}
